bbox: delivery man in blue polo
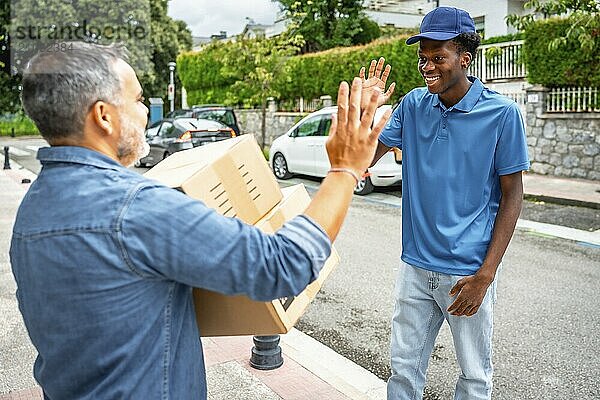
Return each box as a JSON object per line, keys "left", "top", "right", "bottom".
{"left": 363, "top": 6, "right": 530, "bottom": 400}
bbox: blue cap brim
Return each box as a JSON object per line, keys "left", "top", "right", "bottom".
{"left": 405, "top": 32, "right": 461, "bottom": 45}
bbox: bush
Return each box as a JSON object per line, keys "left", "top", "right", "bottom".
{"left": 481, "top": 32, "right": 524, "bottom": 45}
{"left": 0, "top": 113, "right": 39, "bottom": 136}
{"left": 277, "top": 35, "right": 423, "bottom": 103}
{"left": 179, "top": 35, "right": 424, "bottom": 107}
{"left": 523, "top": 16, "right": 600, "bottom": 87}
{"left": 178, "top": 41, "right": 242, "bottom": 106}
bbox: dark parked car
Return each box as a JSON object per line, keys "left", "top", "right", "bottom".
{"left": 136, "top": 118, "right": 235, "bottom": 167}
{"left": 165, "top": 105, "right": 241, "bottom": 136}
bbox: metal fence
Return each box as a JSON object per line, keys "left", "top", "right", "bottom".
{"left": 278, "top": 97, "right": 324, "bottom": 113}
{"left": 496, "top": 89, "right": 527, "bottom": 118}
{"left": 546, "top": 87, "right": 600, "bottom": 113}
{"left": 470, "top": 40, "right": 526, "bottom": 82}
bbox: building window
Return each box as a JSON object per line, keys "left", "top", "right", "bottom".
{"left": 474, "top": 16, "right": 485, "bottom": 38}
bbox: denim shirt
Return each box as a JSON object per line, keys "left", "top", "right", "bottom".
{"left": 10, "top": 146, "right": 331, "bottom": 400}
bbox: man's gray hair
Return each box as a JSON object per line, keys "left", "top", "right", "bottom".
{"left": 21, "top": 41, "right": 129, "bottom": 142}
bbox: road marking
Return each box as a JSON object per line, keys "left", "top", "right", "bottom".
{"left": 277, "top": 178, "right": 402, "bottom": 207}
{"left": 516, "top": 219, "right": 600, "bottom": 247}
{"left": 26, "top": 145, "right": 45, "bottom": 152}
{"left": 8, "top": 147, "right": 30, "bottom": 157}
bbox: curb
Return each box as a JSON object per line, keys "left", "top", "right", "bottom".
{"left": 524, "top": 193, "right": 600, "bottom": 210}
{"left": 280, "top": 329, "right": 386, "bottom": 400}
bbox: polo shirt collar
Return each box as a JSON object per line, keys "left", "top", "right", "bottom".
{"left": 432, "top": 76, "right": 483, "bottom": 112}
{"left": 37, "top": 145, "right": 123, "bottom": 171}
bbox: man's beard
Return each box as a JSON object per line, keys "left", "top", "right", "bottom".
{"left": 117, "top": 114, "right": 150, "bottom": 167}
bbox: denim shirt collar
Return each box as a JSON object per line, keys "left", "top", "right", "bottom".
{"left": 37, "top": 146, "right": 123, "bottom": 171}
{"left": 432, "top": 76, "right": 483, "bottom": 113}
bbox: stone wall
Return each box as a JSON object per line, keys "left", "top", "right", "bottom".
{"left": 525, "top": 86, "right": 599, "bottom": 181}
{"left": 235, "top": 96, "right": 333, "bottom": 149}
{"left": 235, "top": 109, "right": 307, "bottom": 148}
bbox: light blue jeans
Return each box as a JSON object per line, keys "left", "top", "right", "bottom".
{"left": 387, "top": 261, "right": 497, "bottom": 400}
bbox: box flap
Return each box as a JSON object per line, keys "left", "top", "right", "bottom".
{"left": 255, "top": 184, "right": 310, "bottom": 233}
{"left": 143, "top": 135, "right": 251, "bottom": 183}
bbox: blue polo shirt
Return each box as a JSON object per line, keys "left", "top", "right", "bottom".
{"left": 380, "top": 77, "right": 529, "bottom": 275}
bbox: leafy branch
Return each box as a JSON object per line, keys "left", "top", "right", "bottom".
{"left": 506, "top": 0, "right": 599, "bottom": 54}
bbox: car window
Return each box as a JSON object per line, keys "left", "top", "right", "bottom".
{"left": 146, "top": 124, "right": 161, "bottom": 138}
{"left": 296, "top": 116, "right": 322, "bottom": 138}
{"left": 194, "top": 110, "right": 235, "bottom": 127}
{"left": 158, "top": 122, "right": 175, "bottom": 138}
{"left": 319, "top": 115, "right": 332, "bottom": 137}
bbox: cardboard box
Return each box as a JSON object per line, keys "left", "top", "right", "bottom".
{"left": 144, "top": 135, "right": 282, "bottom": 225}
{"left": 194, "top": 184, "right": 340, "bottom": 336}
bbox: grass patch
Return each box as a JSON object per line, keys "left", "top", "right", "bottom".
{"left": 0, "top": 114, "right": 39, "bottom": 136}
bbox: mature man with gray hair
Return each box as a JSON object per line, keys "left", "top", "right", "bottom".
{"left": 10, "top": 41, "right": 392, "bottom": 399}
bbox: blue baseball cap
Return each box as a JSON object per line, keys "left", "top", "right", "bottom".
{"left": 406, "top": 7, "right": 476, "bottom": 45}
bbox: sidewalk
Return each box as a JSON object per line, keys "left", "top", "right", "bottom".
{"left": 1, "top": 156, "right": 599, "bottom": 399}
{"left": 522, "top": 172, "right": 600, "bottom": 209}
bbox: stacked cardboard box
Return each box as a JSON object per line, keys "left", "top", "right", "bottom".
{"left": 144, "top": 135, "right": 339, "bottom": 336}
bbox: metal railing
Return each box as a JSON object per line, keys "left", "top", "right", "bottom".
{"left": 470, "top": 40, "right": 526, "bottom": 82}
{"left": 297, "top": 97, "right": 322, "bottom": 113}
{"left": 546, "top": 87, "right": 600, "bottom": 113}
{"left": 497, "top": 89, "right": 527, "bottom": 118}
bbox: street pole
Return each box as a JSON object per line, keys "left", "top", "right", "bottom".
{"left": 167, "top": 61, "right": 176, "bottom": 113}
{"left": 3, "top": 146, "right": 11, "bottom": 170}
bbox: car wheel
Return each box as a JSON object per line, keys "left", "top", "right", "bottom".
{"left": 134, "top": 159, "right": 145, "bottom": 168}
{"left": 273, "top": 153, "right": 292, "bottom": 179}
{"left": 354, "top": 176, "right": 374, "bottom": 195}
{"left": 163, "top": 152, "right": 170, "bottom": 160}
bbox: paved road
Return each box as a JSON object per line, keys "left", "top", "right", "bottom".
{"left": 3, "top": 137, "right": 600, "bottom": 399}
{"left": 295, "top": 192, "right": 600, "bottom": 400}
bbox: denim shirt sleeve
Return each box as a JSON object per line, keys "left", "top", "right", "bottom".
{"left": 119, "top": 183, "right": 332, "bottom": 301}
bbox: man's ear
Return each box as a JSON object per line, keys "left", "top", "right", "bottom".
{"left": 91, "top": 101, "right": 116, "bottom": 136}
{"left": 461, "top": 52, "right": 472, "bottom": 69}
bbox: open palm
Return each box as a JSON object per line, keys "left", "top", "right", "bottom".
{"left": 359, "top": 57, "right": 396, "bottom": 110}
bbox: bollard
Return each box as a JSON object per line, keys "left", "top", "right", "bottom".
{"left": 3, "top": 146, "right": 11, "bottom": 170}
{"left": 249, "top": 335, "right": 283, "bottom": 370}
{"left": 11, "top": 128, "right": 15, "bottom": 138}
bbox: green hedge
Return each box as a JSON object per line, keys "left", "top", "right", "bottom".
{"left": 481, "top": 32, "right": 524, "bottom": 45}
{"left": 179, "top": 35, "right": 423, "bottom": 107}
{"left": 523, "top": 17, "right": 600, "bottom": 87}
{"left": 278, "top": 36, "right": 422, "bottom": 103}
{"left": 178, "top": 42, "right": 240, "bottom": 105}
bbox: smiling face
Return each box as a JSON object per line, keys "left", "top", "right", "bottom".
{"left": 418, "top": 39, "right": 472, "bottom": 107}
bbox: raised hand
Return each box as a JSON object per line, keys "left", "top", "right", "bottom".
{"left": 358, "top": 57, "right": 396, "bottom": 110}
{"left": 326, "top": 78, "right": 392, "bottom": 181}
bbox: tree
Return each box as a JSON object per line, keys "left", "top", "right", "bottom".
{"left": 0, "top": 0, "right": 23, "bottom": 114}
{"left": 220, "top": 31, "right": 304, "bottom": 147}
{"left": 0, "top": 0, "right": 192, "bottom": 115}
{"left": 144, "top": 0, "right": 192, "bottom": 106}
{"left": 274, "top": 0, "right": 381, "bottom": 53}
{"left": 506, "top": 0, "right": 599, "bottom": 54}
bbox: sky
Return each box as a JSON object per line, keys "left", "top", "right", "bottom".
{"left": 168, "top": 0, "right": 281, "bottom": 38}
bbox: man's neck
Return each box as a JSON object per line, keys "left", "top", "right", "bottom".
{"left": 51, "top": 133, "right": 121, "bottom": 165}
{"left": 439, "top": 76, "right": 472, "bottom": 109}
